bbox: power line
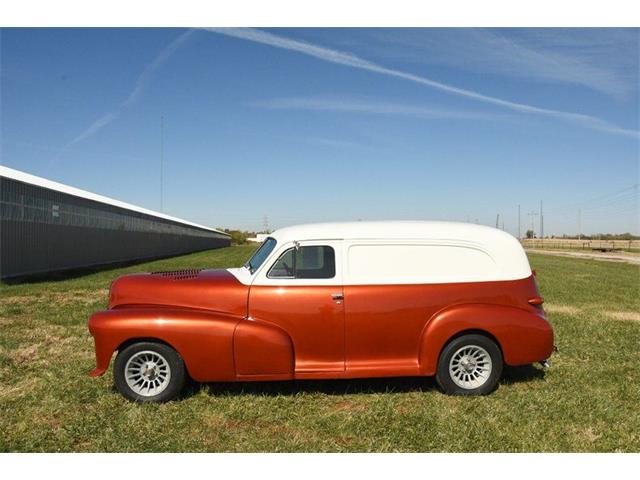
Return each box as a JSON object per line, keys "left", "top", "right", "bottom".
{"left": 546, "top": 192, "right": 638, "bottom": 220}
{"left": 548, "top": 183, "right": 638, "bottom": 215}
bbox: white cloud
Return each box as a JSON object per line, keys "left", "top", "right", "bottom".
{"left": 252, "top": 97, "right": 506, "bottom": 121}
{"left": 206, "top": 28, "right": 638, "bottom": 139}
{"left": 67, "top": 112, "right": 119, "bottom": 146}
{"left": 355, "top": 28, "right": 638, "bottom": 100}
{"left": 122, "top": 29, "right": 195, "bottom": 108}
{"left": 64, "top": 29, "right": 195, "bottom": 150}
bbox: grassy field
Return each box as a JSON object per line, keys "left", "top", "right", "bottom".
{"left": 1, "top": 245, "right": 638, "bottom": 452}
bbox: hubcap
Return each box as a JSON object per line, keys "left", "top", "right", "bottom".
{"left": 449, "top": 345, "right": 492, "bottom": 389}
{"left": 125, "top": 350, "right": 171, "bottom": 397}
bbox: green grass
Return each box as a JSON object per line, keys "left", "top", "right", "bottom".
{"left": 1, "top": 246, "right": 638, "bottom": 452}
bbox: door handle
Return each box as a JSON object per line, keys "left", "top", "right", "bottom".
{"left": 331, "top": 293, "right": 344, "bottom": 301}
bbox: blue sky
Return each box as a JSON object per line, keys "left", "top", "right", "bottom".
{"left": 1, "top": 28, "right": 638, "bottom": 234}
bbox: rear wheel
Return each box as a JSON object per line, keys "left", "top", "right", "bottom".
{"left": 114, "top": 341, "right": 186, "bottom": 402}
{"left": 436, "top": 334, "right": 503, "bottom": 395}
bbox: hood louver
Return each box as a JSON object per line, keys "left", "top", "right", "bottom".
{"left": 151, "top": 269, "right": 201, "bottom": 280}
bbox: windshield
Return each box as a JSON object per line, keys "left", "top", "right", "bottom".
{"left": 245, "top": 237, "right": 277, "bottom": 274}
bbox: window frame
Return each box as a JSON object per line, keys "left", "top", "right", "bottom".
{"left": 267, "top": 244, "right": 336, "bottom": 280}
{"left": 267, "top": 247, "right": 297, "bottom": 279}
{"left": 253, "top": 240, "right": 343, "bottom": 286}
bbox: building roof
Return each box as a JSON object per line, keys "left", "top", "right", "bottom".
{"left": 0, "top": 165, "right": 229, "bottom": 236}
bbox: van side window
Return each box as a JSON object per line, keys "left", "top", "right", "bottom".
{"left": 268, "top": 246, "right": 335, "bottom": 279}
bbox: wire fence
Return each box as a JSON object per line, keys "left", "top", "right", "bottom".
{"left": 521, "top": 238, "right": 640, "bottom": 252}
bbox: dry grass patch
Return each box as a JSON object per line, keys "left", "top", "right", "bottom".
{"left": 331, "top": 400, "right": 368, "bottom": 413}
{"left": 0, "top": 288, "right": 108, "bottom": 307}
{"left": 604, "top": 311, "right": 640, "bottom": 322}
{"left": 570, "top": 426, "right": 603, "bottom": 444}
{"left": 543, "top": 304, "right": 582, "bottom": 315}
{"left": 50, "top": 289, "right": 109, "bottom": 306}
{"left": 0, "top": 375, "right": 43, "bottom": 400}
{"left": 0, "top": 317, "right": 13, "bottom": 326}
{"left": 8, "top": 344, "right": 40, "bottom": 365}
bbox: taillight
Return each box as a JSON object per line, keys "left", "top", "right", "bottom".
{"left": 528, "top": 296, "right": 544, "bottom": 306}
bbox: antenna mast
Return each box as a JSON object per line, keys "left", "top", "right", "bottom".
{"left": 160, "top": 115, "right": 165, "bottom": 212}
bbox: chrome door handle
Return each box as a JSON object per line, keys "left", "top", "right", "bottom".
{"left": 331, "top": 293, "right": 344, "bottom": 301}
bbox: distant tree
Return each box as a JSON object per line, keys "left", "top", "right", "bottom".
{"left": 222, "top": 229, "right": 254, "bottom": 245}
{"left": 526, "top": 229, "right": 535, "bottom": 239}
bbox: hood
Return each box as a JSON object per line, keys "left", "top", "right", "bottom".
{"left": 108, "top": 269, "right": 248, "bottom": 316}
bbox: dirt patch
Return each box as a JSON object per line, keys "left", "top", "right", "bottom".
{"left": 544, "top": 304, "right": 582, "bottom": 315}
{"left": 604, "top": 311, "right": 640, "bottom": 322}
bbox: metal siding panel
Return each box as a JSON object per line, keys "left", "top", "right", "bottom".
{"left": 0, "top": 177, "right": 231, "bottom": 279}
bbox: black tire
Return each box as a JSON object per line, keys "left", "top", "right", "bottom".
{"left": 114, "top": 341, "right": 186, "bottom": 403}
{"left": 435, "top": 334, "right": 503, "bottom": 396}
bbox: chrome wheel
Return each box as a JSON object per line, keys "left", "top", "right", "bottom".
{"left": 124, "top": 350, "right": 171, "bottom": 397}
{"left": 448, "top": 345, "right": 493, "bottom": 389}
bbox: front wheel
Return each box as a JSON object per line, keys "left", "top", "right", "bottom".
{"left": 114, "top": 341, "right": 186, "bottom": 402}
{"left": 436, "top": 334, "right": 503, "bottom": 396}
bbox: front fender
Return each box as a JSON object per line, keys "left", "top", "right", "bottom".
{"left": 418, "top": 303, "right": 554, "bottom": 375}
{"left": 233, "top": 318, "right": 294, "bottom": 378}
{"left": 88, "top": 308, "right": 243, "bottom": 382}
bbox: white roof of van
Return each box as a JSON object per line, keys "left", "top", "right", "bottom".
{"left": 271, "top": 221, "right": 514, "bottom": 243}
{"left": 0, "top": 165, "right": 229, "bottom": 236}
{"left": 269, "top": 221, "right": 531, "bottom": 281}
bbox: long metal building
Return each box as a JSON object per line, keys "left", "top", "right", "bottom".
{"left": 0, "top": 165, "right": 230, "bottom": 280}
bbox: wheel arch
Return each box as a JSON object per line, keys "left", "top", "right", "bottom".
{"left": 114, "top": 336, "right": 193, "bottom": 376}
{"left": 116, "top": 336, "right": 178, "bottom": 354}
{"left": 418, "top": 302, "right": 554, "bottom": 375}
{"left": 88, "top": 308, "right": 241, "bottom": 382}
{"left": 437, "top": 328, "right": 504, "bottom": 364}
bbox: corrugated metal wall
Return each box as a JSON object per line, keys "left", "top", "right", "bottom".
{"left": 0, "top": 176, "right": 230, "bottom": 279}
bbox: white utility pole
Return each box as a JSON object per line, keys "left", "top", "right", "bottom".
{"left": 578, "top": 209, "right": 582, "bottom": 240}
{"left": 540, "top": 200, "right": 544, "bottom": 239}
{"left": 528, "top": 211, "right": 538, "bottom": 237}
{"left": 518, "top": 204, "right": 521, "bottom": 239}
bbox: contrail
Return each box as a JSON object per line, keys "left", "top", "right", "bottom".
{"left": 204, "top": 28, "right": 638, "bottom": 138}
{"left": 63, "top": 29, "right": 195, "bottom": 151}
{"left": 252, "top": 97, "right": 509, "bottom": 121}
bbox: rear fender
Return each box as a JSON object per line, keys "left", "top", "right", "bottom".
{"left": 88, "top": 308, "right": 242, "bottom": 382}
{"left": 418, "top": 303, "right": 554, "bottom": 375}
